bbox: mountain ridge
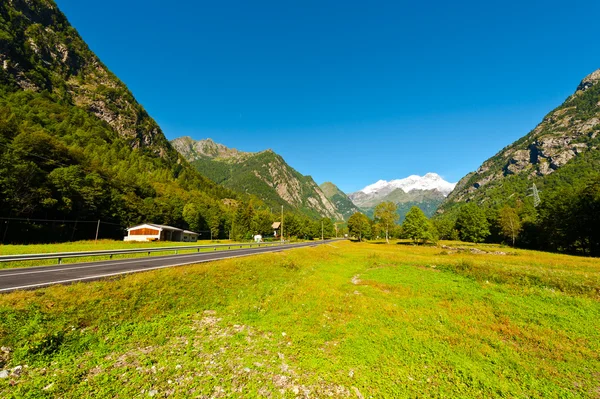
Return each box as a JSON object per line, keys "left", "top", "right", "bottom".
{"left": 350, "top": 173, "right": 455, "bottom": 208}
{"left": 440, "top": 68, "right": 600, "bottom": 213}
{"left": 0, "top": 0, "right": 246, "bottom": 243}
{"left": 0, "top": 0, "right": 176, "bottom": 158}
{"left": 172, "top": 136, "right": 344, "bottom": 220}
{"left": 319, "top": 182, "right": 360, "bottom": 220}
{"left": 348, "top": 173, "right": 456, "bottom": 222}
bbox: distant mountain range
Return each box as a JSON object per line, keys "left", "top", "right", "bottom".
{"left": 349, "top": 173, "right": 457, "bottom": 221}
{"left": 171, "top": 137, "right": 344, "bottom": 220}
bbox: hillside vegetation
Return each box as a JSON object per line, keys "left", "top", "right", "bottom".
{"left": 172, "top": 137, "right": 343, "bottom": 220}
{"left": 0, "top": 0, "right": 291, "bottom": 243}
{"left": 1, "top": 241, "right": 598, "bottom": 398}
{"left": 436, "top": 69, "right": 600, "bottom": 255}
{"left": 442, "top": 69, "right": 600, "bottom": 212}
{"left": 319, "top": 182, "right": 359, "bottom": 220}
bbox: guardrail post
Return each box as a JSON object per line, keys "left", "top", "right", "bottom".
{"left": 58, "top": 258, "right": 62, "bottom": 265}
{"left": 175, "top": 250, "right": 178, "bottom": 255}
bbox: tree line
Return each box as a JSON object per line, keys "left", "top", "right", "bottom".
{"left": 347, "top": 202, "right": 435, "bottom": 244}
{"left": 346, "top": 176, "right": 600, "bottom": 257}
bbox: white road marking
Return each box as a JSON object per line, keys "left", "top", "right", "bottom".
{"left": 0, "top": 245, "right": 302, "bottom": 277}
{"left": 0, "top": 243, "right": 320, "bottom": 292}
{"left": 0, "top": 252, "right": 266, "bottom": 292}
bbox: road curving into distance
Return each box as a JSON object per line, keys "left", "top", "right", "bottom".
{"left": 0, "top": 240, "right": 337, "bottom": 293}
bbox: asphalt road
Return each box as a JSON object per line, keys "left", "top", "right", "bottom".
{"left": 0, "top": 241, "right": 330, "bottom": 293}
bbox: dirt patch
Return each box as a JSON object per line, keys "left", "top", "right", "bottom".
{"left": 439, "top": 245, "right": 509, "bottom": 256}
{"left": 97, "top": 311, "right": 353, "bottom": 397}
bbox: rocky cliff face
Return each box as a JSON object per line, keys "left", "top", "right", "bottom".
{"left": 172, "top": 137, "right": 344, "bottom": 220}
{"left": 0, "top": 0, "right": 175, "bottom": 157}
{"left": 441, "top": 69, "right": 600, "bottom": 210}
{"left": 171, "top": 137, "right": 244, "bottom": 161}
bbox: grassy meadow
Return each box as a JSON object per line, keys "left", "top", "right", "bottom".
{"left": 0, "top": 241, "right": 599, "bottom": 398}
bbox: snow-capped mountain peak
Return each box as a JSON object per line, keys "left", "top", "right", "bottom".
{"left": 359, "top": 173, "right": 456, "bottom": 197}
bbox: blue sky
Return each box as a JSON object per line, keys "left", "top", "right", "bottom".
{"left": 55, "top": 0, "right": 600, "bottom": 193}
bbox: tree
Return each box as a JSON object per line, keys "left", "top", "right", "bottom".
{"left": 183, "top": 202, "right": 203, "bottom": 233}
{"left": 402, "top": 206, "right": 433, "bottom": 244}
{"left": 576, "top": 178, "right": 600, "bottom": 256}
{"left": 498, "top": 206, "right": 522, "bottom": 246}
{"left": 347, "top": 212, "right": 371, "bottom": 242}
{"left": 455, "top": 203, "right": 490, "bottom": 243}
{"left": 432, "top": 217, "right": 458, "bottom": 241}
{"left": 251, "top": 208, "right": 274, "bottom": 236}
{"left": 374, "top": 201, "right": 399, "bottom": 243}
{"left": 206, "top": 205, "right": 222, "bottom": 240}
{"left": 537, "top": 178, "right": 600, "bottom": 256}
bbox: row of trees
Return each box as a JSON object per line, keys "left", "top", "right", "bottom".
{"left": 347, "top": 202, "right": 435, "bottom": 244}
{"left": 434, "top": 177, "right": 600, "bottom": 256}
{"left": 347, "top": 201, "right": 534, "bottom": 247}
{"left": 346, "top": 176, "right": 600, "bottom": 258}
{"left": 183, "top": 200, "right": 340, "bottom": 241}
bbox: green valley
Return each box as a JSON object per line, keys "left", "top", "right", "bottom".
{"left": 1, "top": 241, "right": 599, "bottom": 398}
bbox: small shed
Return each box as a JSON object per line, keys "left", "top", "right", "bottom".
{"left": 272, "top": 222, "right": 281, "bottom": 237}
{"left": 124, "top": 224, "right": 197, "bottom": 242}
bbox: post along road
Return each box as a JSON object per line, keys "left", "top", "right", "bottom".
{"left": 0, "top": 241, "right": 333, "bottom": 293}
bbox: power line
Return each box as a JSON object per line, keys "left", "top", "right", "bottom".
{"left": 0, "top": 217, "right": 123, "bottom": 226}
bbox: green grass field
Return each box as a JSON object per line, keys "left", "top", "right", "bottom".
{"left": 1, "top": 241, "right": 599, "bottom": 398}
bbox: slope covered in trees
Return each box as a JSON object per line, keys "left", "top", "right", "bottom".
{"left": 172, "top": 137, "right": 344, "bottom": 220}
{"left": 441, "top": 69, "right": 600, "bottom": 214}
{"left": 319, "top": 182, "right": 359, "bottom": 220}
{"left": 0, "top": 0, "right": 259, "bottom": 242}
{"left": 437, "top": 69, "right": 600, "bottom": 256}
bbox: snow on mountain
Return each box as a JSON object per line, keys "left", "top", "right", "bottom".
{"left": 360, "top": 173, "right": 456, "bottom": 196}
{"left": 349, "top": 173, "right": 457, "bottom": 210}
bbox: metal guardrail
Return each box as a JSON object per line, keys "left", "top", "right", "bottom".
{"left": 0, "top": 241, "right": 291, "bottom": 264}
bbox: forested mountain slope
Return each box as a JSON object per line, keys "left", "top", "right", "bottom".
{"left": 172, "top": 137, "right": 344, "bottom": 220}
{"left": 319, "top": 182, "right": 359, "bottom": 220}
{"left": 440, "top": 69, "right": 600, "bottom": 213}
{"left": 0, "top": 0, "right": 241, "bottom": 242}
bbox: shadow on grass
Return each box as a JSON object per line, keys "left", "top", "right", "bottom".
{"left": 396, "top": 241, "right": 437, "bottom": 247}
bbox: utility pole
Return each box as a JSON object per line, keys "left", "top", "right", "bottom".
{"left": 94, "top": 220, "right": 100, "bottom": 244}
{"left": 321, "top": 220, "right": 324, "bottom": 241}
{"left": 528, "top": 183, "right": 541, "bottom": 208}
{"left": 281, "top": 205, "right": 284, "bottom": 243}
{"left": 532, "top": 183, "right": 541, "bottom": 207}
{"left": 334, "top": 222, "right": 341, "bottom": 238}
